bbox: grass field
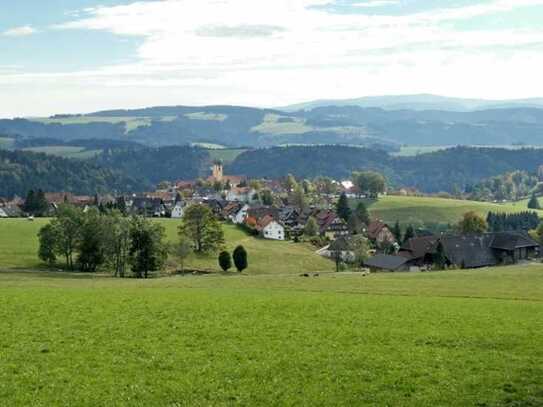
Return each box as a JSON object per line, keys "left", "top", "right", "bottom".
{"left": 0, "top": 266, "right": 542, "bottom": 405}
{"left": 251, "top": 113, "right": 314, "bottom": 134}
{"left": 365, "top": 195, "right": 543, "bottom": 227}
{"left": 22, "top": 146, "right": 102, "bottom": 159}
{"left": 392, "top": 145, "right": 543, "bottom": 157}
{"left": 0, "top": 219, "right": 332, "bottom": 274}
{"left": 208, "top": 148, "right": 248, "bottom": 163}
{"left": 31, "top": 115, "right": 177, "bottom": 133}
{"left": 0, "top": 137, "right": 15, "bottom": 149}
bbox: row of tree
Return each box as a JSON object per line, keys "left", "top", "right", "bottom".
{"left": 218, "top": 246, "right": 248, "bottom": 272}
{"left": 38, "top": 205, "right": 168, "bottom": 277}
{"left": 486, "top": 211, "right": 540, "bottom": 232}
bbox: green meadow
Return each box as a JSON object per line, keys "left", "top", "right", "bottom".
{"left": 31, "top": 115, "right": 176, "bottom": 133}
{"left": 22, "top": 146, "right": 102, "bottom": 159}
{"left": 364, "top": 195, "right": 543, "bottom": 227}
{"left": 1, "top": 209, "right": 543, "bottom": 405}
{"left": 207, "top": 148, "right": 248, "bottom": 164}
{"left": 0, "top": 266, "right": 542, "bottom": 405}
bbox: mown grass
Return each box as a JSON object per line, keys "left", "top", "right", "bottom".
{"left": 0, "top": 219, "right": 332, "bottom": 274}
{"left": 364, "top": 195, "right": 543, "bottom": 227}
{"left": 0, "top": 266, "right": 542, "bottom": 405}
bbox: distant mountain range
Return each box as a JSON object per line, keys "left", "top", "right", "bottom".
{"left": 280, "top": 94, "right": 543, "bottom": 112}
{"left": 1, "top": 96, "right": 543, "bottom": 149}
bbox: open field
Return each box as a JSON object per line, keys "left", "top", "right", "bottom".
{"left": 22, "top": 146, "right": 102, "bottom": 159}
{"left": 251, "top": 113, "right": 314, "bottom": 134}
{"left": 392, "top": 145, "right": 543, "bottom": 157}
{"left": 31, "top": 115, "right": 176, "bottom": 133}
{"left": 365, "top": 195, "right": 543, "bottom": 227}
{"left": 0, "top": 137, "right": 15, "bottom": 149}
{"left": 208, "top": 148, "right": 248, "bottom": 163}
{"left": 0, "top": 266, "right": 542, "bottom": 405}
{"left": 0, "top": 219, "right": 332, "bottom": 274}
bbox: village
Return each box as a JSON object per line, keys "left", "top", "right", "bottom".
{"left": 1, "top": 160, "right": 540, "bottom": 273}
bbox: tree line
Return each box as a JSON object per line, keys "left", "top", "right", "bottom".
{"left": 486, "top": 211, "right": 540, "bottom": 232}
{"left": 38, "top": 205, "right": 168, "bottom": 277}
{"left": 38, "top": 202, "right": 248, "bottom": 276}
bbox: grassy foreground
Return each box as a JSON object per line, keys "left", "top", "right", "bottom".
{"left": 0, "top": 218, "right": 332, "bottom": 274}
{"left": 0, "top": 266, "right": 542, "bottom": 405}
{"left": 366, "top": 195, "right": 543, "bottom": 227}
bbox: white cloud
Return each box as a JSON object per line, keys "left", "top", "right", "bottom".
{"left": 2, "top": 0, "right": 543, "bottom": 116}
{"left": 2, "top": 25, "right": 37, "bottom": 37}
{"left": 352, "top": 1, "right": 400, "bottom": 8}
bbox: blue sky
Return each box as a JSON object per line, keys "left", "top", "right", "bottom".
{"left": 2, "top": 0, "right": 543, "bottom": 117}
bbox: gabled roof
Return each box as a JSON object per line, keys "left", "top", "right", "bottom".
{"left": 401, "top": 235, "right": 438, "bottom": 259}
{"left": 440, "top": 235, "right": 497, "bottom": 268}
{"left": 256, "top": 214, "right": 282, "bottom": 231}
{"left": 489, "top": 231, "right": 540, "bottom": 251}
{"left": 364, "top": 254, "right": 409, "bottom": 271}
{"left": 367, "top": 220, "right": 390, "bottom": 240}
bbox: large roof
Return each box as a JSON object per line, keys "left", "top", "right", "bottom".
{"left": 401, "top": 235, "right": 439, "bottom": 259}
{"left": 489, "top": 231, "right": 540, "bottom": 251}
{"left": 364, "top": 254, "right": 409, "bottom": 271}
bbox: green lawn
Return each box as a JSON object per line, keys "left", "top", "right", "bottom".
{"left": 0, "top": 266, "right": 542, "bottom": 405}
{"left": 364, "top": 195, "right": 543, "bottom": 227}
{"left": 0, "top": 219, "right": 332, "bottom": 274}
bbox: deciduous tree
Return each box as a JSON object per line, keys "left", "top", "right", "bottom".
{"left": 458, "top": 211, "right": 488, "bottom": 234}
{"left": 178, "top": 204, "right": 225, "bottom": 253}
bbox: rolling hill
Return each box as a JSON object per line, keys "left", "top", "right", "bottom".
{"left": 365, "top": 195, "right": 542, "bottom": 228}
{"left": 281, "top": 94, "right": 543, "bottom": 112}
{"left": 3, "top": 99, "right": 543, "bottom": 149}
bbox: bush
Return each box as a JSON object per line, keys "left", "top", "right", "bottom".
{"left": 218, "top": 251, "right": 232, "bottom": 272}
{"left": 232, "top": 245, "right": 248, "bottom": 272}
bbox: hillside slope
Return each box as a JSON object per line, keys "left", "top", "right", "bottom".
{"left": 367, "top": 196, "right": 542, "bottom": 227}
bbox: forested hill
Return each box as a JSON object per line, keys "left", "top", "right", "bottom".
{"left": 4, "top": 103, "right": 543, "bottom": 148}
{"left": 0, "top": 150, "right": 145, "bottom": 197}
{"left": 3, "top": 145, "right": 543, "bottom": 197}
{"left": 94, "top": 146, "right": 210, "bottom": 184}
{"left": 0, "top": 146, "right": 212, "bottom": 197}
{"left": 228, "top": 146, "right": 543, "bottom": 193}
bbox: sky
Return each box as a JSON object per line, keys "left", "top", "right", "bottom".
{"left": 2, "top": 0, "right": 543, "bottom": 117}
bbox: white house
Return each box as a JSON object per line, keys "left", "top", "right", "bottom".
{"left": 171, "top": 202, "right": 185, "bottom": 219}
{"left": 0, "top": 208, "right": 7, "bottom": 218}
{"left": 258, "top": 217, "right": 285, "bottom": 241}
{"left": 231, "top": 204, "right": 249, "bottom": 224}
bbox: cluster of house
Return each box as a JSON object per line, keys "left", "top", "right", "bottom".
{"left": 326, "top": 222, "right": 541, "bottom": 271}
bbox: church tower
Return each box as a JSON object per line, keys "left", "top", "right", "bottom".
{"left": 211, "top": 161, "right": 223, "bottom": 182}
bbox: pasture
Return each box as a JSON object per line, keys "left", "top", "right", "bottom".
{"left": 363, "top": 195, "right": 543, "bottom": 227}
{"left": 31, "top": 115, "right": 176, "bottom": 133}
{"left": 0, "top": 266, "right": 542, "bottom": 405}
{"left": 22, "top": 146, "right": 102, "bottom": 159}
{"left": 207, "top": 148, "right": 248, "bottom": 163}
